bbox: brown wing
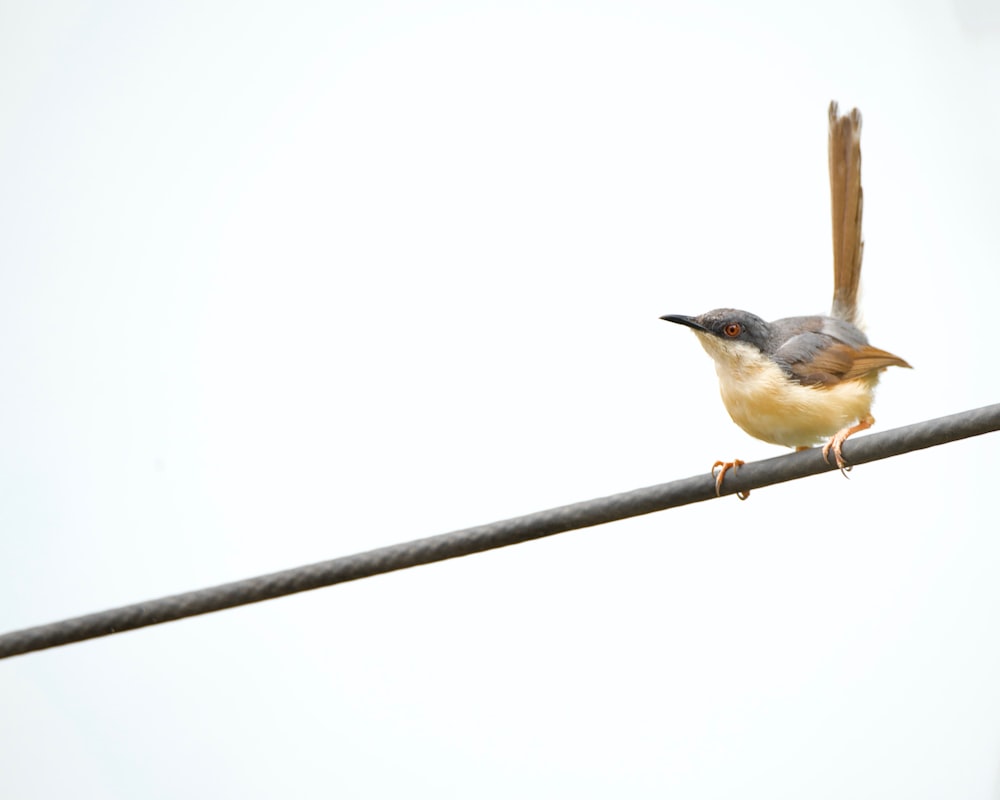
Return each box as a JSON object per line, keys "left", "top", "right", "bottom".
{"left": 787, "top": 341, "right": 911, "bottom": 386}
{"left": 839, "top": 344, "right": 912, "bottom": 380}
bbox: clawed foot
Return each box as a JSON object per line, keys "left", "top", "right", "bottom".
{"left": 822, "top": 414, "right": 874, "bottom": 477}
{"left": 821, "top": 433, "right": 851, "bottom": 475}
{"left": 712, "top": 459, "right": 750, "bottom": 500}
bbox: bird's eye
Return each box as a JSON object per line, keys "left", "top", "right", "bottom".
{"left": 723, "top": 323, "right": 742, "bottom": 337}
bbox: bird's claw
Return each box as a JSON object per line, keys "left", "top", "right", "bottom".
{"left": 821, "top": 437, "right": 851, "bottom": 478}
{"left": 712, "top": 459, "right": 749, "bottom": 500}
{"left": 822, "top": 415, "right": 873, "bottom": 478}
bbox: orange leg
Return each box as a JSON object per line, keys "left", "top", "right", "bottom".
{"left": 822, "top": 414, "right": 874, "bottom": 475}
{"left": 712, "top": 459, "right": 749, "bottom": 500}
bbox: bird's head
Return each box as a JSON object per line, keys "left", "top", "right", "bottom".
{"left": 660, "top": 309, "right": 774, "bottom": 368}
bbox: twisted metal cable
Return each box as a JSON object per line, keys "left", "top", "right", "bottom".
{"left": 2, "top": 402, "right": 998, "bottom": 660}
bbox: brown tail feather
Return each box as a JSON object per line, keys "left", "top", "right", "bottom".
{"left": 828, "top": 101, "right": 864, "bottom": 326}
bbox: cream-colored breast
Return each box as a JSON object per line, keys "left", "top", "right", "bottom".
{"left": 694, "top": 332, "right": 876, "bottom": 448}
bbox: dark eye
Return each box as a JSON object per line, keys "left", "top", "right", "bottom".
{"left": 723, "top": 323, "right": 742, "bottom": 337}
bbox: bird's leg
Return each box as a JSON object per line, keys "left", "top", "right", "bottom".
{"left": 712, "top": 459, "right": 749, "bottom": 500}
{"left": 822, "top": 414, "right": 874, "bottom": 475}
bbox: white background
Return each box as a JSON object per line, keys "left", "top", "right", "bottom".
{"left": 2, "top": 2, "right": 999, "bottom": 797}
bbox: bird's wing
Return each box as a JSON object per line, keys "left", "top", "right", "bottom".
{"left": 774, "top": 333, "right": 910, "bottom": 386}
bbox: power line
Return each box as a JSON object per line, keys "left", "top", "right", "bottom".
{"left": 2, "top": 402, "right": 998, "bottom": 661}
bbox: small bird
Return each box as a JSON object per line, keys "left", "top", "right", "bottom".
{"left": 661, "top": 102, "right": 911, "bottom": 496}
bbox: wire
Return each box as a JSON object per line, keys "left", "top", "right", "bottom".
{"left": 2, "top": 402, "right": 998, "bottom": 660}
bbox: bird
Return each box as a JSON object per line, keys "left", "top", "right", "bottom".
{"left": 661, "top": 101, "right": 911, "bottom": 497}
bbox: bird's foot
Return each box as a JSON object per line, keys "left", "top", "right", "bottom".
{"left": 712, "top": 459, "right": 749, "bottom": 500}
{"left": 822, "top": 414, "right": 874, "bottom": 477}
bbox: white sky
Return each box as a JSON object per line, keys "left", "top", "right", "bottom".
{"left": 2, "top": 1, "right": 1000, "bottom": 798}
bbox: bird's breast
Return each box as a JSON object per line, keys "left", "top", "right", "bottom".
{"left": 694, "top": 332, "right": 877, "bottom": 447}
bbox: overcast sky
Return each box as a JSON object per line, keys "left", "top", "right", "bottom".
{"left": 2, "top": 2, "right": 1000, "bottom": 798}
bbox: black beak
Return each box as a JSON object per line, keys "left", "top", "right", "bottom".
{"left": 660, "top": 314, "right": 709, "bottom": 332}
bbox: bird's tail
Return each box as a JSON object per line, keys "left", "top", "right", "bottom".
{"left": 828, "top": 101, "right": 864, "bottom": 326}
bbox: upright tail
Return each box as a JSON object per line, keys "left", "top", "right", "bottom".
{"left": 828, "top": 101, "right": 864, "bottom": 326}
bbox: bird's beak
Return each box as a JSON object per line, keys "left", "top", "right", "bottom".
{"left": 660, "top": 314, "right": 709, "bottom": 332}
